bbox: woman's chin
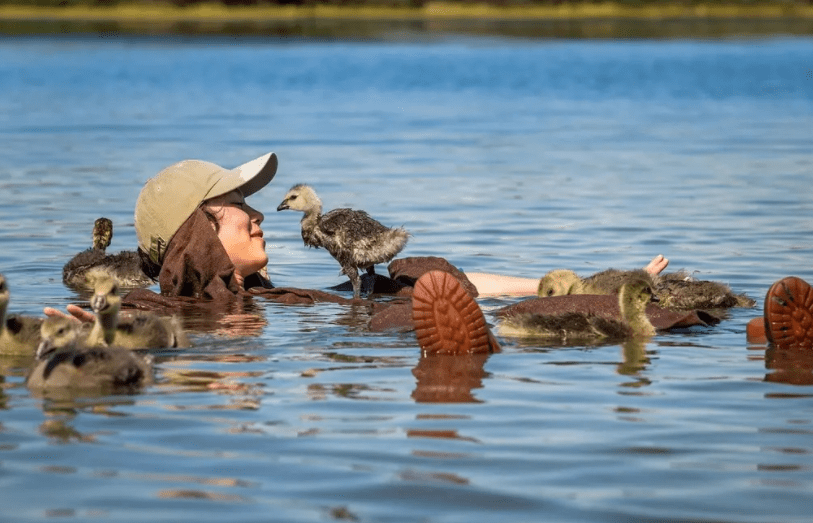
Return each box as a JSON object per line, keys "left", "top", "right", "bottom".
{"left": 251, "top": 257, "right": 269, "bottom": 276}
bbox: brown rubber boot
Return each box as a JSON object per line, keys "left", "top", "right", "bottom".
{"left": 764, "top": 276, "right": 813, "bottom": 349}
{"left": 412, "top": 270, "right": 493, "bottom": 354}
{"left": 745, "top": 317, "right": 767, "bottom": 344}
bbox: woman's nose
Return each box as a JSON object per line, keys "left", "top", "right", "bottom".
{"left": 246, "top": 204, "right": 264, "bottom": 224}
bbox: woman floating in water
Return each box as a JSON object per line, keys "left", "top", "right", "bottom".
{"left": 45, "top": 150, "right": 671, "bottom": 351}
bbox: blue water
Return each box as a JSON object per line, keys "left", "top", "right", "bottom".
{"left": 1, "top": 32, "right": 813, "bottom": 522}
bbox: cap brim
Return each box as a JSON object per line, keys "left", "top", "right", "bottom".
{"left": 207, "top": 152, "right": 278, "bottom": 201}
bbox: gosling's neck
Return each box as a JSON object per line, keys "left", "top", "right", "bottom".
{"left": 92, "top": 236, "right": 107, "bottom": 251}
{"left": 299, "top": 203, "right": 323, "bottom": 246}
{"left": 300, "top": 207, "right": 321, "bottom": 229}
{"left": 90, "top": 306, "right": 119, "bottom": 346}
{"left": 619, "top": 288, "right": 656, "bottom": 337}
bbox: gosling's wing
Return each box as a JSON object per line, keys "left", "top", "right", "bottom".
{"left": 114, "top": 312, "right": 189, "bottom": 349}
{"left": 37, "top": 347, "right": 150, "bottom": 389}
{"left": 5, "top": 315, "right": 43, "bottom": 342}
{"left": 657, "top": 278, "right": 752, "bottom": 309}
{"left": 62, "top": 248, "right": 108, "bottom": 286}
{"left": 586, "top": 269, "right": 652, "bottom": 295}
{"left": 320, "top": 209, "right": 390, "bottom": 239}
{"left": 115, "top": 313, "right": 172, "bottom": 349}
{"left": 101, "top": 251, "right": 154, "bottom": 287}
{"left": 321, "top": 209, "right": 407, "bottom": 267}
{"left": 64, "top": 251, "right": 152, "bottom": 290}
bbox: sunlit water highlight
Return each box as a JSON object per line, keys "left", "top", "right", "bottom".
{"left": 0, "top": 32, "right": 812, "bottom": 522}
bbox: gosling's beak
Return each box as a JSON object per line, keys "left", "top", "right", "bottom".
{"left": 36, "top": 340, "right": 54, "bottom": 360}
{"left": 650, "top": 292, "right": 660, "bottom": 303}
{"left": 276, "top": 200, "right": 289, "bottom": 212}
{"left": 91, "top": 293, "right": 107, "bottom": 313}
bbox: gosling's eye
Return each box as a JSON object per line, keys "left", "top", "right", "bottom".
{"left": 289, "top": 195, "right": 297, "bottom": 201}
{"left": 111, "top": 285, "right": 119, "bottom": 295}
{"left": 546, "top": 289, "right": 554, "bottom": 296}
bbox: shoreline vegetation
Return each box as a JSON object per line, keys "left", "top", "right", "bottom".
{"left": 3, "top": 1, "right": 813, "bottom": 22}
{"left": 2, "top": 1, "right": 812, "bottom": 37}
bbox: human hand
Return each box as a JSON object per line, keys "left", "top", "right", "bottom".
{"left": 644, "top": 254, "right": 669, "bottom": 276}
{"left": 43, "top": 304, "right": 95, "bottom": 323}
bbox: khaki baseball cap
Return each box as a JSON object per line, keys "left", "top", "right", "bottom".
{"left": 135, "top": 152, "right": 278, "bottom": 264}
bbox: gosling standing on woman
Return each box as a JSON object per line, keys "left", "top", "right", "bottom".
{"left": 277, "top": 184, "right": 410, "bottom": 299}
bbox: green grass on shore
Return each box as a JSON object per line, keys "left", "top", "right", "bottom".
{"left": 2, "top": 1, "right": 813, "bottom": 22}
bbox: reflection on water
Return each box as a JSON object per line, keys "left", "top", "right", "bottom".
{"left": 0, "top": 32, "right": 812, "bottom": 523}
{"left": 765, "top": 345, "right": 813, "bottom": 386}
{"left": 39, "top": 418, "right": 98, "bottom": 443}
{"left": 412, "top": 352, "right": 489, "bottom": 403}
{"left": 616, "top": 339, "right": 651, "bottom": 382}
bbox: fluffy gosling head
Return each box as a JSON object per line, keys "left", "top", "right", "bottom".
{"left": 276, "top": 184, "right": 322, "bottom": 215}
{"left": 36, "top": 316, "right": 83, "bottom": 360}
{"left": 89, "top": 272, "right": 121, "bottom": 311}
{"left": 538, "top": 269, "right": 584, "bottom": 297}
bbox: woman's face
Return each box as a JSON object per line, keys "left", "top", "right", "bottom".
{"left": 203, "top": 190, "right": 267, "bottom": 279}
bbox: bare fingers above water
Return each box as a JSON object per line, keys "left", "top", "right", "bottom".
{"left": 43, "top": 304, "right": 95, "bottom": 324}
{"left": 644, "top": 254, "right": 669, "bottom": 276}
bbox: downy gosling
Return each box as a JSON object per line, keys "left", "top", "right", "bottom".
{"left": 86, "top": 270, "right": 190, "bottom": 350}
{"left": 0, "top": 273, "right": 42, "bottom": 355}
{"left": 63, "top": 217, "right": 153, "bottom": 290}
{"left": 501, "top": 277, "right": 657, "bottom": 342}
{"left": 537, "top": 268, "right": 754, "bottom": 310}
{"left": 27, "top": 316, "right": 153, "bottom": 394}
{"left": 277, "top": 184, "right": 409, "bottom": 299}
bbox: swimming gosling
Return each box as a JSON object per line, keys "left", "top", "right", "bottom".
{"left": 502, "top": 278, "right": 657, "bottom": 341}
{"left": 538, "top": 268, "right": 656, "bottom": 297}
{"left": 27, "top": 316, "right": 152, "bottom": 394}
{"left": 276, "top": 184, "right": 410, "bottom": 299}
{"left": 35, "top": 315, "right": 91, "bottom": 360}
{"left": 538, "top": 268, "right": 753, "bottom": 310}
{"left": 0, "top": 274, "right": 42, "bottom": 355}
{"left": 86, "top": 271, "right": 190, "bottom": 350}
{"left": 63, "top": 217, "right": 153, "bottom": 290}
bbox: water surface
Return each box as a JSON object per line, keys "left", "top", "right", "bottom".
{"left": 1, "top": 32, "right": 812, "bottom": 522}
